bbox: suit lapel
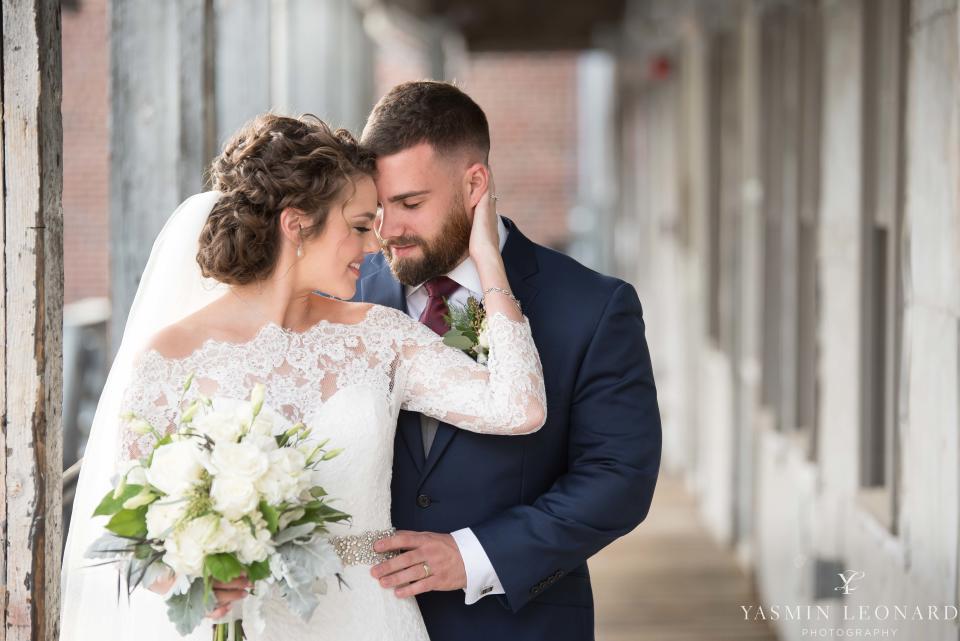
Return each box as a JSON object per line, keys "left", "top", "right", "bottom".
{"left": 358, "top": 258, "right": 426, "bottom": 473}
{"left": 417, "top": 217, "right": 540, "bottom": 487}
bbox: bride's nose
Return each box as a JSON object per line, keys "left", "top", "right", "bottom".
{"left": 363, "top": 230, "right": 381, "bottom": 254}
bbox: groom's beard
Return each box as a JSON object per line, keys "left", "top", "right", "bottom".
{"left": 384, "top": 193, "right": 472, "bottom": 287}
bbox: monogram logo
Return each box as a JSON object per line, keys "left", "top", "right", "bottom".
{"left": 835, "top": 570, "right": 866, "bottom": 595}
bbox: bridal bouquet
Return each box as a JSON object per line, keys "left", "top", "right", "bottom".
{"left": 86, "top": 376, "right": 350, "bottom": 640}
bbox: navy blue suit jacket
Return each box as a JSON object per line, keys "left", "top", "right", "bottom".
{"left": 354, "top": 218, "right": 661, "bottom": 641}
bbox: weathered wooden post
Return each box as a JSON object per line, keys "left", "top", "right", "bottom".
{"left": 0, "top": 0, "right": 65, "bottom": 640}
{"left": 109, "top": 0, "right": 216, "bottom": 349}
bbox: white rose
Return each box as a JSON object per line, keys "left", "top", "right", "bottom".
{"left": 163, "top": 514, "right": 218, "bottom": 576}
{"left": 146, "top": 440, "right": 207, "bottom": 497}
{"left": 208, "top": 441, "right": 269, "bottom": 481}
{"left": 193, "top": 410, "right": 243, "bottom": 444}
{"left": 256, "top": 447, "right": 306, "bottom": 504}
{"left": 210, "top": 475, "right": 260, "bottom": 520}
{"left": 145, "top": 498, "right": 187, "bottom": 539}
{"left": 244, "top": 433, "right": 279, "bottom": 454}
{"left": 236, "top": 524, "right": 273, "bottom": 564}
{"left": 247, "top": 409, "right": 275, "bottom": 437}
{"left": 204, "top": 517, "right": 242, "bottom": 555}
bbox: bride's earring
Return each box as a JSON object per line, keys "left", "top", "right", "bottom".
{"left": 296, "top": 223, "right": 304, "bottom": 258}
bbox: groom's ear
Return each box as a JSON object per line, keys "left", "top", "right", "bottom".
{"left": 463, "top": 162, "right": 490, "bottom": 210}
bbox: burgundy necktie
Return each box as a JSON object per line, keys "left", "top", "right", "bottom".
{"left": 419, "top": 276, "right": 461, "bottom": 336}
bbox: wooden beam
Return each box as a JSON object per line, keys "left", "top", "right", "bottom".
{"left": 0, "top": 0, "right": 64, "bottom": 640}
{"left": 109, "top": 0, "right": 215, "bottom": 349}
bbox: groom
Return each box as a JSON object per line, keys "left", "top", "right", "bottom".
{"left": 354, "top": 81, "right": 661, "bottom": 641}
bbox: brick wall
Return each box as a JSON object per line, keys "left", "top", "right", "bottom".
{"left": 460, "top": 52, "right": 577, "bottom": 251}
{"left": 62, "top": 0, "right": 110, "bottom": 304}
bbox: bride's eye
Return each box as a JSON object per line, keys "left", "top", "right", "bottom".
{"left": 354, "top": 226, "right": 371, "bottom": 234}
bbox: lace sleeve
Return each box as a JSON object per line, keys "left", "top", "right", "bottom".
{"left": 393, "top": 309, "right": 546, "bottom": 435}
{"left": 117, "top": 351, "right": 183, "bottom": 463}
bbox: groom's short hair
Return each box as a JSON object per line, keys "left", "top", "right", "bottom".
{"left": 362, "top": 81, "right": 490, "bottom": 163}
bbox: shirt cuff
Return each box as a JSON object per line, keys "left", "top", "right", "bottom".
{"left": 450, "top": 527, "right": 505, "bottom": 605}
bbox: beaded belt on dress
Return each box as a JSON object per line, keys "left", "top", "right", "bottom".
{"left": 330, "top": 528, "right": 399, "bottom": 566}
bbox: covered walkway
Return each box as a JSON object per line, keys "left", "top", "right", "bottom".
{"left": 593, "top": 474, "right": 778, "bottom": 641}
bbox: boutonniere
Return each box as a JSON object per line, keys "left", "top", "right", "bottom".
{"left": 442, "top": 296, "right": 490, "bottom": 364}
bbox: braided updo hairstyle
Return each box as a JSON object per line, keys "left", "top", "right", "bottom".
{"left": 198, "top": 113, "right": 376, "bottom": 286}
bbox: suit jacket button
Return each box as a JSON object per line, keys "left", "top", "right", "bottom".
{"left": 416, "top": 494, "right": 432, "bottom": 508}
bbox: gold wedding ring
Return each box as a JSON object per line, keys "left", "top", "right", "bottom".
{"left": 422, "top": 562, "right": 431, "bottom": 579}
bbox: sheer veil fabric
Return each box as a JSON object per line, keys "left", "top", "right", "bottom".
{"left": 60, "top": 192, "right": 225, "bottom": 641}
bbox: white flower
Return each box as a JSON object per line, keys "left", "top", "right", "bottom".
{"left": 256, "top": 447, "right": 307, "bottom": 504}
{"left": 205, "top": 517, "right": 242, "bottom": 554}
{"left": 244, "top": 432, "right": 279, "bottom": 454}
{"left": 210, "top": 474, "right": 261, "bottom": 520}
{"left": 145, "top": 498, "right": 188, "bottom": 539}
{"left": 122, "top": 486, "right": 158, "bottom": 510}
{"left": 193, "top": 409, "right": 244, "bottom": 444}
{"left": 208, "top": 440, "right": 269, "bottom": 481}
{"left": 163, "top": 514, "right": 218, "bottom": 576}
{"left": 236, "top": 523, "right": 273, "bottom": 564}
{"left": 248, "top": 403, "right": 288, "bottom": 438}
{"left": 118, "top": 459, "right": 148, "bottom": 486}
{"left": 477, "top": 320, "right": 490, "bottom": 349}
{"left": 146, "top": 440, "right": 208, "bottom": 497}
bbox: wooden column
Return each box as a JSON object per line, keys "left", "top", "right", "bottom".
{"left": 109, "top": 0, "right": 215, "bottom": 348}
{"left": 0, "top": 1, "right": 64, "bottom": 640}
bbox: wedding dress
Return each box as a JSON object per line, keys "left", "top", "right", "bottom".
{"left": 60, "top": 192, "right": 546, "bottom": 641}
{"left": 126, "top": 305, "right": 544, "bottom": 640}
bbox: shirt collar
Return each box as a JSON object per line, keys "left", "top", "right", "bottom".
{"left": 406, "top": 215, "right": 509, "bottom": 298}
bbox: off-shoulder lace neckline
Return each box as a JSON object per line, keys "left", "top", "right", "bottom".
{"left": 141, "top": 303, "right": 385, "bottom": 365}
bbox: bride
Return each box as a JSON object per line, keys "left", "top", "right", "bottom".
{"left": 60, "top": 114, "right": 546, "bottom": 640}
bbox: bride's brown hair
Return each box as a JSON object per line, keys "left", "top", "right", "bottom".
{"left": 197, "top": 113, "right": 375, "bottom": 286}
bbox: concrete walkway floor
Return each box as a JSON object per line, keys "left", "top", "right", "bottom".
{"left": 592, "top": 473, "right": 779, "bottom": 641}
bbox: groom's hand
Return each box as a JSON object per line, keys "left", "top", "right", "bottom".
{"left": 370, "top": 530, "right": 467, "bottom": 598}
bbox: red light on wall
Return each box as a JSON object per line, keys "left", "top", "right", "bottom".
{"left": 650, "top": 55, "right": 672, "bottom": 81}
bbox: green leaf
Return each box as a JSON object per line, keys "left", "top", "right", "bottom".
{"left": 246, "top": 559, "right": 271, "bottom": 582}
{"left": 308, "top": 486, "right": 328, "bottom": 498}
{"left": 293, "top": 502, "right": 351, "bottom": 527}
{"left": 85, "top": 532, "right": 136, "bottom": 559}
{"left": 259, "top": 500, "right": 279, "bottom": 535}
{"left": 94, "top": 484, "right": 144, "bottom": 517}
{"left": 105, "top": 506, "right": 148, "bottom": 538}
{"left": 443, "top": 332, "right": 474, "bottom": 351}
{"left": 166, "top": 578, "right": 208, "bottom": 636}
{"left": 204, "top": 553, "right": 245, "bottom": 583}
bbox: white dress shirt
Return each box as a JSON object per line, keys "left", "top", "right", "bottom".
{"left": 403, "top": 215, "right": 508, "bottom": 605}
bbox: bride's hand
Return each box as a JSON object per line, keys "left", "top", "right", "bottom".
{"left": 468, "top": 171, "right": 500, "bottom": 264}
{"left": 209, "top": 576, "right": 252, "bottom": 619}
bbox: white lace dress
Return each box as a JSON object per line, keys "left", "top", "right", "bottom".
{"left": 118, "top": 304, "right": 546, "bottom": 641}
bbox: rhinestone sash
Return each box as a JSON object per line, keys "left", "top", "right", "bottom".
{"left": 330, "top": 528, "right": 399, "bottom": 566}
